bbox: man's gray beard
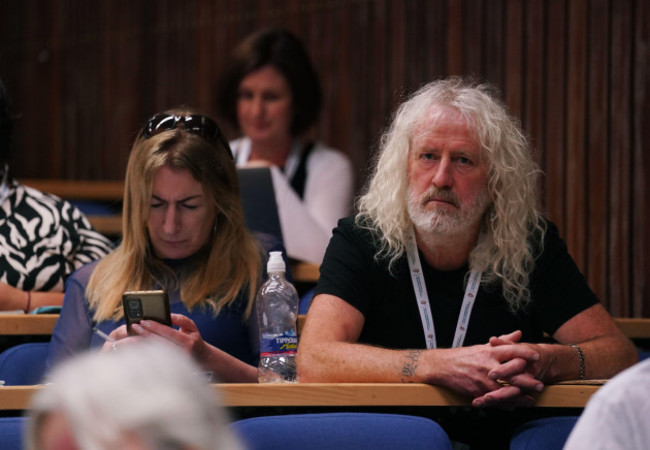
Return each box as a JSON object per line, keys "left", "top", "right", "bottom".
{"left": 407, "top": 187, "right": 490, "bottom": 235}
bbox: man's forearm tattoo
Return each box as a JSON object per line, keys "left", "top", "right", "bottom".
{"left": 400, "top": 350, "right": 423, "bottom": 383}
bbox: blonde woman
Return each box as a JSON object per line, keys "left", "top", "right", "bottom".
{"left": 47, "top": 109, "right": 281, "bottom": 382}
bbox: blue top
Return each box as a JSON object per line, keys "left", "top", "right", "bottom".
{"left": 46, "top": 233, "right": 285, "bottom": 373}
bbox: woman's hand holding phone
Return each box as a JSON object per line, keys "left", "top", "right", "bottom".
{"left": 122, "top": 290, "right": 172, "bottom": 335}
{"left": 131, "top": 314, "right": 210, "bottom": 362}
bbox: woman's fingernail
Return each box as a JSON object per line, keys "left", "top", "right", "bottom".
{"left": 140, "top": 320, "right": 151, "bottom": 328}
{"left": 132, "top": 323, "right": 144, "bottom": 333}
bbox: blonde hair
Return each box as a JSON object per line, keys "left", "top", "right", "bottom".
{"left": 357, "top": 77, "right": 545, "bottom": 310}
{"left": 87, "top": 108, "right": 261, "bottom": 321}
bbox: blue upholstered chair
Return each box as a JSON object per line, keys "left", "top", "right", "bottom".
{"left": 509, "top": 416, "right": 579, "bottom": 450}
{"left": 299, "top": 287, "right": 315, "bottom": 314}
{"left": 69, "top": 199, "right": 119, "bottom": 216}
{"left": 231, "top": 412, "right": 453, "bottom": 450}
{"left": 0, "top": 416, "right": 28, "bottom": 450}
{"left": 0, "top": 342, "right": 50, "bottom": 385}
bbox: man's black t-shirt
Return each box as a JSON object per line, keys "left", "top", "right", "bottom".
{"left": 314, "top": 217, "right": 598, "bottom": 349}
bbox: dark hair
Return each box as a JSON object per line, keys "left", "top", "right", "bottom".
{"left": 216, "top": 28, "right": 322, "bottom": 137}
{"left": 0, "top": 77, "right": 12, "bottom": 164}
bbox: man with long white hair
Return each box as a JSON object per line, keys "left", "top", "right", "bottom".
{"left": 297, "top": 77, "right": 636, "bottom": 445}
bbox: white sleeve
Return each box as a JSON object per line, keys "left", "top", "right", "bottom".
{"left": 564, "top": 361, "right": 650, "bottom": 450}
{"left": 302, "top": 144, "right": 355, "bottom": 235}
{"left": 270, "top": 145, "right": 354, "bottom": 264}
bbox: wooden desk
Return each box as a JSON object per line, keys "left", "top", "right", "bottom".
{"left": 0, "top": 382, "right": 600, "bottom": 411}
{"left": 290, "top": 262, "right": 320, "bottom": 283}
{"left": 0, "top": 314, "right": 647, "bottom": 341}
{"left": 0, "top": 315, "right": 58, "bottom": 335}
{"left": 614, "top": 318, "right": 650, "bottom": 339}
{"left": 21, "top": 179, "right": 124, "bottom": 201}
{"left": 87, "top": 214, "right": 122, "bottom": 235}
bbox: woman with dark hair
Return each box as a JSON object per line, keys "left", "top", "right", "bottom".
{"left": 0, "top": 76, "right": 113, "bottom": 313}
{"left": 216, "top": 28, "right": 354, "bottom": 264}
{"left": 46, "top": 108, "right": 282, "bottom": 382}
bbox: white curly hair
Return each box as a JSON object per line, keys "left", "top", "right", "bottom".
{"left": 357, "top": 77, "right": 546, "bottom": 310}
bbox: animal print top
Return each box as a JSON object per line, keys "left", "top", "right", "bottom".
{"left": 0, "top": 180, "right": 114, "bottom": 291}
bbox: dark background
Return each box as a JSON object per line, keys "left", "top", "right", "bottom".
{"left": 0, "top": 0, "right": 648, "bottom": 317}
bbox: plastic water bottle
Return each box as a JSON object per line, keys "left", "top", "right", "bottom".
{"left": 257, "top": 251, "right": 299, "bottom": 383}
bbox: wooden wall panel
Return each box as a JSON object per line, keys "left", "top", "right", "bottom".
{"left": 634, "top": 0, "right": 649, "bottom": 317}
{"left": 543, "top": 0, "right": 568, "bottom": 232}
{"left": 586, "top": 0, "right": 610, "bottom": 310}
{"left": 608, "top": 0, "right": 634, "bottom": 317}
{"left": 566, "top": 0, "right": 588, "bottom": 274}
{"left": 0, "top": 0, "right": 647, "bottom": 317}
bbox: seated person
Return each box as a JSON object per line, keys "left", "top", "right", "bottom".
{"left": 27, "top": 340, "right": 243, "bottom": 450}
{"left": 296, "top": 77, "right": 637, "bottom": 447}
{"left": 216, "top": 28, "right": 354, "bottom": 264}
{"left": 46, "top": 109, "right": 281, "bottom": 382}
{"left": 0, "top": 76, "right": 114, "bottom": 313}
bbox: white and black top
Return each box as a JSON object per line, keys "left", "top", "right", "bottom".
{"left": 231, "top": 137, "right": 354, "bottom": 264}
{"left": 0, "top": 180, "right": 114, "bottom": 292}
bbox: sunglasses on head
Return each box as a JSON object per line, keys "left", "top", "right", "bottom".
{"left": 141, "top": 113, "right": 234, "bottom": 160}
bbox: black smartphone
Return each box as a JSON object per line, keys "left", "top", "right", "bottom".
{"left": 122, "top": 290, "right": 172, "bottom": 335}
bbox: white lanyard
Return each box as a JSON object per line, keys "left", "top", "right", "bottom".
{"left": 406, "top": 228, "right": 482, "bottom": 349}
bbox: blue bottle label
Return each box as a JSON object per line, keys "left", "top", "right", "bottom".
{"left": 260, "top": 331, "right": 298, "bottom": 356}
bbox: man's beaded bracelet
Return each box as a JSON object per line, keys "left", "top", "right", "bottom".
{"left": 569, "top": 344, "right": 585, "bottom": 380}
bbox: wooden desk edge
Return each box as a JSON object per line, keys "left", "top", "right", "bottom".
{"left": 21, "top": 179, "right": 124, "bottom": 201}
{"left": 0, "top": 314, "right": 59, "bottom": 335}
{"left": 614, "top": 318, "right": 650, "bottom": 339}
{"left": 218, "top": 383, "right": 599, "bottom": 408}
{"left": 87, "top": 215, "right": 123, "bottom": 235}
{"left": 2, "top": 314, "right": 647, "bottom": 340}
{"left": 0, "top": 383, "right": 599, "bottom": 411}
{"left": 289, "top": 262, "right": 320, "bottom": 283}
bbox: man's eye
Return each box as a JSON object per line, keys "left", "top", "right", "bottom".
{"left": 421, "top": 153, "right": 435, "bottom": 160}
{"left": 457, "top": 157, "right": 471, "bottom": 164}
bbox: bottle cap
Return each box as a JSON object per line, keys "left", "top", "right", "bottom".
{"left": 267, "top": 251, "right": 286, "bottom": 273}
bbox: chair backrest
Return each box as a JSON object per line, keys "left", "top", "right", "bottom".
{"left": 237, "top": 167, "right": 283, "bottom": 246}
{"left": 0, "top": 342, "right": 50, "bottom": 385}
{"left": 509, "top": 416, "right": 579, "bottom": 450}
{"left": 231, "top": 412, "right": 453, "bottom": 450}
{"left": 299, "top": 287, "right": 314, "bottom": 314}
{"left": 0, "top": 416, "right": 28, "bottom": 450}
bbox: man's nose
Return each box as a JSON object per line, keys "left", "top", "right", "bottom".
{"left": 432, "top": 158, "right": 453, "bottom": 189}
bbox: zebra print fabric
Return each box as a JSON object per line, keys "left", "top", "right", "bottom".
{"left": 0, "top": 181, "right": 114, "bottom": 292}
